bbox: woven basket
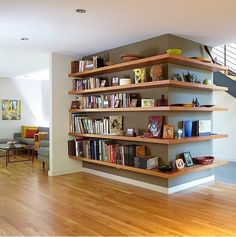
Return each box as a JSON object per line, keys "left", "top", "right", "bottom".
{"left": 193, "top": 156, "right": 214, "bottom": 165}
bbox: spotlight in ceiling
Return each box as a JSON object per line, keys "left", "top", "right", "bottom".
{"left": 76, "top": 9, "right": 86, "bottom": 13}
{"left": 21, "top": 37, "right": 29, "bottom": 41}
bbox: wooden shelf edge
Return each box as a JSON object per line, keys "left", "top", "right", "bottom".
{"left": 68, "top": 80, "right": 228, "bottom": 95}
{"left": 68, "top": 155, "right": 228, "bottom": 179}
{"left": 69, "top": 106, "right": 228, "bottom": 113}
{"left": 68, "top": 133, "right": 228, "bottom": 145}
{"left": 68, "top": 54, "right": 227, "bottom": 78}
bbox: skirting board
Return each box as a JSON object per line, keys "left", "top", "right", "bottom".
{"left": 48, "top": 167, "right": 82, "bottom": 176}
{"left": 82, "top": 167, "right": 215, "bottom": 194}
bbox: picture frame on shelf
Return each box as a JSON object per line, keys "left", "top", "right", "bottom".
{"left": 71, "top": 101, "right": 80, "bottom": 109}
{"left": 175, "top": 158, "right": 185, "bottom": 169}
{"left": 141, "top": 98, "right": 155, "bottom": 107}
{"left": 182, "top": 152, "right": 194, "bottom": 167}
{"left": 112, "top": 76, "right": 119, "bottom": 86}
{"left": 163, "top": 125, "right": 174, "bottom": 139}
{"left": 130, "top": 99, "right": 138, "bottom": 107}
{"left": 100, "top": 79, "right": 107, "bottom": 87}
{"left": 114, "top": 99, "right": 120, "bottom": 108}
{"left": 126, "top": 128, "right": 136, "bottom": 137}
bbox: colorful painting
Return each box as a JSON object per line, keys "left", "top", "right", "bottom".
{"left": 2, "top": 100, "right": 21, "bottom": 120}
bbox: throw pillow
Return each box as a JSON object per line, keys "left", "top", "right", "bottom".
{"left": 21, "top": 125, "right": 38, "bottom": 138}
{"left": 25, "top": 129, "right": 38, "bottom": 138}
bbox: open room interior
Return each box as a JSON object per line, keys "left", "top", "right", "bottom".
{"left": 1, "top": 0, "right": 236, "bottom": 236}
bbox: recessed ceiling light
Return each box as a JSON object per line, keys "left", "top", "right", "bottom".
{"left": 21, "top": 37, "right": 29, "bottom": 41}
{"left": 76, "top": 9, "right": 86, "bottom": 13}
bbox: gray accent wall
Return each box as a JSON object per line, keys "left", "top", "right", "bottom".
{"left": 79, "top": 34, "right": 220, "bottom": 188}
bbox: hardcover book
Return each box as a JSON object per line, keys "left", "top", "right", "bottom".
{"left": 147, "top": 116, "right": 163, "bottom": 138}
{"left": 192, "top": 120, "right": 212, "bottom": 136}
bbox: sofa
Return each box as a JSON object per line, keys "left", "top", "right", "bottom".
{"left": 38, "top": 135, "right": 49, "bottom": 169}
{"left": 14, "top": 126, "right": 49, "bottom": 145}
{"left": 14, "top": 126, "right": 49, "bottom": 169}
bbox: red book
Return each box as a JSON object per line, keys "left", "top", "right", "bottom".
{"left": 147, "top": 116, "right": 163, "bottom": 138}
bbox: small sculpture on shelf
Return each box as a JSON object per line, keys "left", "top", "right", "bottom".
{"left": 133, "top": 68, "right": 146, "bottom": 84}
{"left": 192, "top": 97, "right": 200, "bottom": 107}
{"left": 158, "top": 94, "right": 168, "bottom": 106}
{"left": 173, "top": 73, "right": 183, "bottom": 81}
{"left": 150, "top": 65, "right": 163, "bottom": 81}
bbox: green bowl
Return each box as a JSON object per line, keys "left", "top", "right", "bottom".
{"left": 166, "top": 48, "right": 182, "bottom": 55}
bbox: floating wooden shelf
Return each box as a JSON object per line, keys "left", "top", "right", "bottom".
{"left": 68, "top": 133, "right": 227, "bottom": 145}
{"left": 69, "top": 106, "right": 228, "bottom": 113}
{"left": 68, "top": 80, "right": 228, "bottom": 95}
{"left": 69, "top": 54, "right": 227, "bottom": 78}
{"left": 69, "top": 155, "right": 227, "bottom": 179}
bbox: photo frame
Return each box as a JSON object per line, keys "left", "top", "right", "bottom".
{"left": 163, "top": 125, "right": 174, "bottom": 139}
{"left": 114, "top": 99, "right": 120, "bottom": 108}
{"left": 175, "top": 158, "right": 185, "bottom": 169}
{"left": 182, "top": 152, "right": 194, "bottom": 167}
{"left": 126, "top": 128, "right": 135, "bottom": 137}
{"left": 130, "top": 99, "right": 138, "bottom": 107}
{"left": 112, "top": 76, "right": 119, "bottom": 86}
{"left": 141, "top": 98, "right": 155, "bottom": 107}
{"left": 100, "top": 79, "right": 107, "bottom": 87}
{"left": 2, "top": 99, "right": 21, "bottom": 120}
{"left": 71, "top": 101, "right": 80, "bottom": 109}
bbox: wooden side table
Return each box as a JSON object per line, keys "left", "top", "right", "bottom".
{"left": 34, "top": 132, "right": 48, "bottom": 152}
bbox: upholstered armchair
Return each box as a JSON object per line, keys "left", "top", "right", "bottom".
{"left": 38, "top": 133, "right": 49, "bottom": 169}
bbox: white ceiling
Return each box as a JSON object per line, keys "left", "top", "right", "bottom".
{"left": 1, "top": 0, "right": 236, "bottom": 79}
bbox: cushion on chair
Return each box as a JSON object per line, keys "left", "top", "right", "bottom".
{"left": 17, "top": 137, "right": 35, "bottom": 145}
{"left": 38, "top": 147, "right": 49, "bottom": 157}
{"left": 21, "top": 126, "right": 38, "bottom": 138}
{"left": 25, "top": 129, "right": 38, "bottom": 138}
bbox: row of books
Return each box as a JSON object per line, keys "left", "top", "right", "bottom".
{"left": 68, "top": 139, "right": 159, "bottom": 169}
{"left": 71, "top": 115, "right": 123, "bottom": 135}
{"left": 71, "top": 57, "right": 105, "bottom": 74}
{"left": 77, "top": 93, "right": 138, "bottom": 109}
{"left": 72, "top": 78, "right": 107, "bottom": 90}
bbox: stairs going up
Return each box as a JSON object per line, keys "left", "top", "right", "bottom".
{"left": 214, "top": 72, "right": 236, "bottom": 98}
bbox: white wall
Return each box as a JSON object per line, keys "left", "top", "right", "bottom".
{"left": 49, "top": 53, "right": 82, "bottom": 176}
{"left": 213, "top": 91, "right": 236, "bottom": 161}
{"left": 41, "top": 80, "right": 50, "bottom": 126}
{"left": 0, "top": 78, "right": 48, "bottom": 139}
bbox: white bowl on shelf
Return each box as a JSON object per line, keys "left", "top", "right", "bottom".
{"left": 119, "top": 78, "right": 131, "bottom": 85}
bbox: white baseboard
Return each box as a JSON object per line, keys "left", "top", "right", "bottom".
{"left": 82, "top": 167, "right": 215, "bottom": 194}
{"left": 48, "top": 167, "right": 82, "bottom": 176}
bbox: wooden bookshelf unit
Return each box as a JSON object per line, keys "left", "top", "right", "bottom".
{"left": 68, "top": 51, "right": 228, "bottom": 192}
{"left": 68, "top": 132, "right": 227, "bottom": 145}
{"left": 69, "top": 106, "right": 228, "bottom": 113}
{"left": 68, "top": 80, "right": 228, "bottom": 95}
{"left": 69, "top": 54, "right": 227, "bottom": 78}
{"left": 69, "top": 155, "right": 227, "bottom": 179}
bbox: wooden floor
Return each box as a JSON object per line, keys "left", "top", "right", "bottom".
{"left": 1, "top": 158, "right": 236, "bottom": 236}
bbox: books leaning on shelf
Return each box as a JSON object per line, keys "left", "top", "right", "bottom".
{"left": 71, "top": 114, "right": 123, "bottom": 135}
{"left": 68, "top": 139, "right": 159, "bottom": 169}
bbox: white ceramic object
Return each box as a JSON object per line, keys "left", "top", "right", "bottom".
{"left": 119, "top": 78, "right": 131, "bottom": 85}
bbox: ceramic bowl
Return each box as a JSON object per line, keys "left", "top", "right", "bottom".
{"left": 166, "top": 48, "right": 182, "bottom": 55}
{"left": 121, "top": 54, "right": 142, "bottom": 62}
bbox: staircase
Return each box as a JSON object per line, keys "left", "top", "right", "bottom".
{"left": 213, "top": 43, "right": 236, "bottom": 97}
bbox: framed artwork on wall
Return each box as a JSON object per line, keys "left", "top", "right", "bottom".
{"left": 2, "top": 100, "right": 21, "bottom": 120}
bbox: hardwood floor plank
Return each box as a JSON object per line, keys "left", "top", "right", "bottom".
{"left": 1, "top": 158, "right": 236, "bottom": 235}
